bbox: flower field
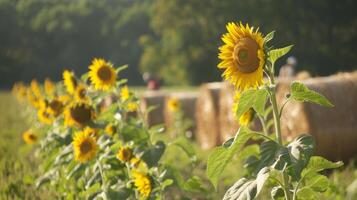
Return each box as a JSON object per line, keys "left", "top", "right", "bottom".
{"left": 0, "top": 2, "right": 356, "bottom": 198}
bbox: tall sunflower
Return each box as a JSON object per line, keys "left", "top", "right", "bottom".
{"left": 30, "top": 79, "right": 42, "bottom": 98}
{"left": 218, "top": 22, "right": 265, "bottom": 90}
{"left": 132, "top": 170, "right": 152, "bottom": 198}
{"left": 73, "top": 130, "right": 98, "bottom": 162}
{"left": 63, "top": 70, "right": 78, "bottom": 94}
{"left": 88, "top": 58, "right": 117, "bottom": 91}
{"left": 64, "top": 102, "right": 94, "bottom": 127}
{"left": 167, "top": 97, "right": 179, "bottom": 112}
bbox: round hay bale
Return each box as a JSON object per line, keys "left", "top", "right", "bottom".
{"left": 140, "top": 91, "right": 168, "bottom": 127}
{"left": 164, "top": 92, "right": 198, "bottom": 138}
{"left": 278, "top": 73, "right": 357, "bottom": 161}
{"left": 195, "top": 82, "right": 226, "bottom": 149}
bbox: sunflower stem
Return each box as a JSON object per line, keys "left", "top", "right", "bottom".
{"left": 268, "top": 73, "right": 292, "bottom": 200}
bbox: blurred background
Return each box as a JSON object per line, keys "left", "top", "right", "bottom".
{"left": 0, "top": 0, "right": 356, "bottom": 88}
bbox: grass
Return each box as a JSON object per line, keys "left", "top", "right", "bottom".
{"left": 1, "top": 90, "right": 357, "bottom": 199}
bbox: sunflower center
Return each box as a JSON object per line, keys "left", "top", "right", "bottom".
{"left": 80, "top": 140, "right": 92, "bottom": 154}
{"left": 233, "top": 37, "right": 260, "bottom": 73}
{"left": 49, "top": 100, "right": 63, "bottom": 114}
{"left": 97, "top": 66, "right": 112, "bottom": 81}
{"left": 70, "top": 104, "right": 92, "bottom": 125}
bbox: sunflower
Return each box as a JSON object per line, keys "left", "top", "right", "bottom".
{"left": 167, "top": 97, "right": 180, "bottom": 112}
{"left": 218, "top": 22, "right": 265, "bottom": 90}
{"left": 23, "top": 130, "right": 37, "bottom": 144}
{"left": 127, "top": 102, "right": 138, "bottom": 112}
{"left": 105, "top": 123, "right": 116, "bottom": 136}
{"left": 63, "top": 70, "right": 78, "bottom": 94}
{"left": 88, "top": 58, "right": 117, "bottom": 91}
{"left": 37, "top": 108, "right": 53, "bottom": 125}
{"left": 64, "top": 102, "right": 94, "bottom": 127}
{"left": 47, "top": 98, "right": 64, "bottom": 117}
{"left": 132, "top": 170, "right": 152, "bottom": 198}
{"left": 30, "top": 79, "right": 42, "bottom": 98}
{"left": 120, "top": 86, "right": 130, "bottom": 101}
{"left": 27, "top": 89, "right": 41, "bottom": 108}
{"left": 13, "top": 83, "right": 28, "bottom": 102}
{"left": 74, "top": 84, "right": 87, "bottom": 101}
{"left": 82, "top": 126, "right": 99, "bottom": 139}
{"left": 73, "top": 129, "right": 98, "bottom": 162}
{"left": 117, "top": 147, "right": 133, "bottom": 162}
{"left": 233, "top": 93, "right": 255, "bottom": 126}
{"left": 44, "top": 78, "right": 55, "bottom": 96}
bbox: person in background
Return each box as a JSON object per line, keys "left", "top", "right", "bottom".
{"left": 143, "top": 72, "right": 161, "bottom": 90}
{"left": 279, "top": 56, "right": 297, "bottom": 78}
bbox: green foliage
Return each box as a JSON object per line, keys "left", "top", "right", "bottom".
{"left": 207, "top": 128, "right": 265, "bottom": 189}
{"left": 235, "top": 88, "right": 269, "bottom": 119}
{"left": 268, "top": 45, "right": 293, "bottom": 68}
{"left": 289, "top": 82, "right": 334, "bottom": 107}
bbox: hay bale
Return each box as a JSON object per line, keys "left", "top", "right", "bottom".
{"left": 278, "top": 73, "right": 357, "bottom": 161}
{"left": 195, "top": 82, "right": 226, "bottom": 149}
{"left": 140, "top": 91, "right": 168, "bottom": 127}
{"left": 164, "top": 92, "right": 198, "bottom": 138}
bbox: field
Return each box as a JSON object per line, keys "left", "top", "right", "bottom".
{"left": 1, "top": 89, "right": 357, "bottom": 199}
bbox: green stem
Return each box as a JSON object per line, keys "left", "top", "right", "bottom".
{"left": 258, "top": 115, "right": 269, "bottom": 136}
{"left": 268, "top": 74, "right": 292, "bottom": 200}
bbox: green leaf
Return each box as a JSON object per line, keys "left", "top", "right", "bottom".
{"left": 223, "top": 167, "right": 270, "bottom": 200}
{"left": 271, "top": 186, "right": 285, "bottom": 200}
{"left": 162, "top": 179, "right": 174, "bottom": 189}
{"left": 304, "top": 173, "right": 329, "bottom": 192}
{"left": 290, "top": 82, "right": 334, "bottom": 107}
{"left": 207, "top": 128, "right": 259, "bottom": 188}
{"left": 301, "top": 156, "right": 343, "bottom": 177}
{"left": 253, "top": 89, "right": 269, "bottom": 116}
{"left": 264, "top": 31, "right": 275, "bottom": 43}
{"left": 116, "top": 64, "right": 128, "bottom": 74}
{"left": 183, "top": 176, "right": 206, "bottom": 193}
{"left": 259, "top": 140, "right": 290, "bottom": 171}
{"left": 81, "top": 182, "right": 101, "bottom": 197}
{"left": 141, "top": 141, "right": 166, "bottom": 168}
{"left": 236, "top": 88, "right": 268, "bottom": 119}
{"left": 268, "top": 45, "right": 293, "bottom": 66}
{"left": 297, "top": 188, "right": 318, "bottom": 200}
{"left": 287, "top": 134, "right": 315, "bottom": 180}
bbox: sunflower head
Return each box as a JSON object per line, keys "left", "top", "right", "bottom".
{"left": 63, "top": 70, "right": 78, "bottom": 94}
{"left": 127, "top": 102, "right": 138, "bottom": 112}
{"left": 132, "top": 170, "right": 152, "bottom": 198}
{"left": 88, "top": 58, "right": 117, "bottom": 91}
{"left": 120, "top": 86, "right": 130, "bottom": 101}
{"left": 23, "top": 130, "right": 37, "bottom": 144}
{"left": 13, "top": 82, "right": 28, "bottom": 102}
{"left": 38, "top": 108, "right": 53, "bottom": 125}
{"left": 117, "top": 147, "right": 133, "bottom": 162}
{"left": 167, "top": 97, "right": 180, "bottom": 112}
{"left": 44, "top": 78, "right": 55, "bottom": 96}
{"left": 47, "top": 98, "right": 64, "bottom": 117}
{"left": 105, "top": 123, "right": 116, "bottom": 136}
{"left": 218, "top": 22, "right": 265, "bottom": 90}
{"left": 74, "top": 84, "right": 87, "bottom": 101}
{"left": 73, "top": 130, "right": 98, "bottom": 162}
{"left": 65, "top": 102, "right": 95, "bottom": 127}
{"left": 30, "top": 79, "right": 42, "bottom": 98}
{"left": 83, "top": 126, "right": 99, "bottom": 139}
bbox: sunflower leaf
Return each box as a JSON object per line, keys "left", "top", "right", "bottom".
{"left": 264, "top": 31, "right": 275, "bottom": 43}
{"left": 268, "top": 45, "right": 293, "bottom": 67}
{"left": 289, "top": 81, "right": 334, "bottom": 107}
